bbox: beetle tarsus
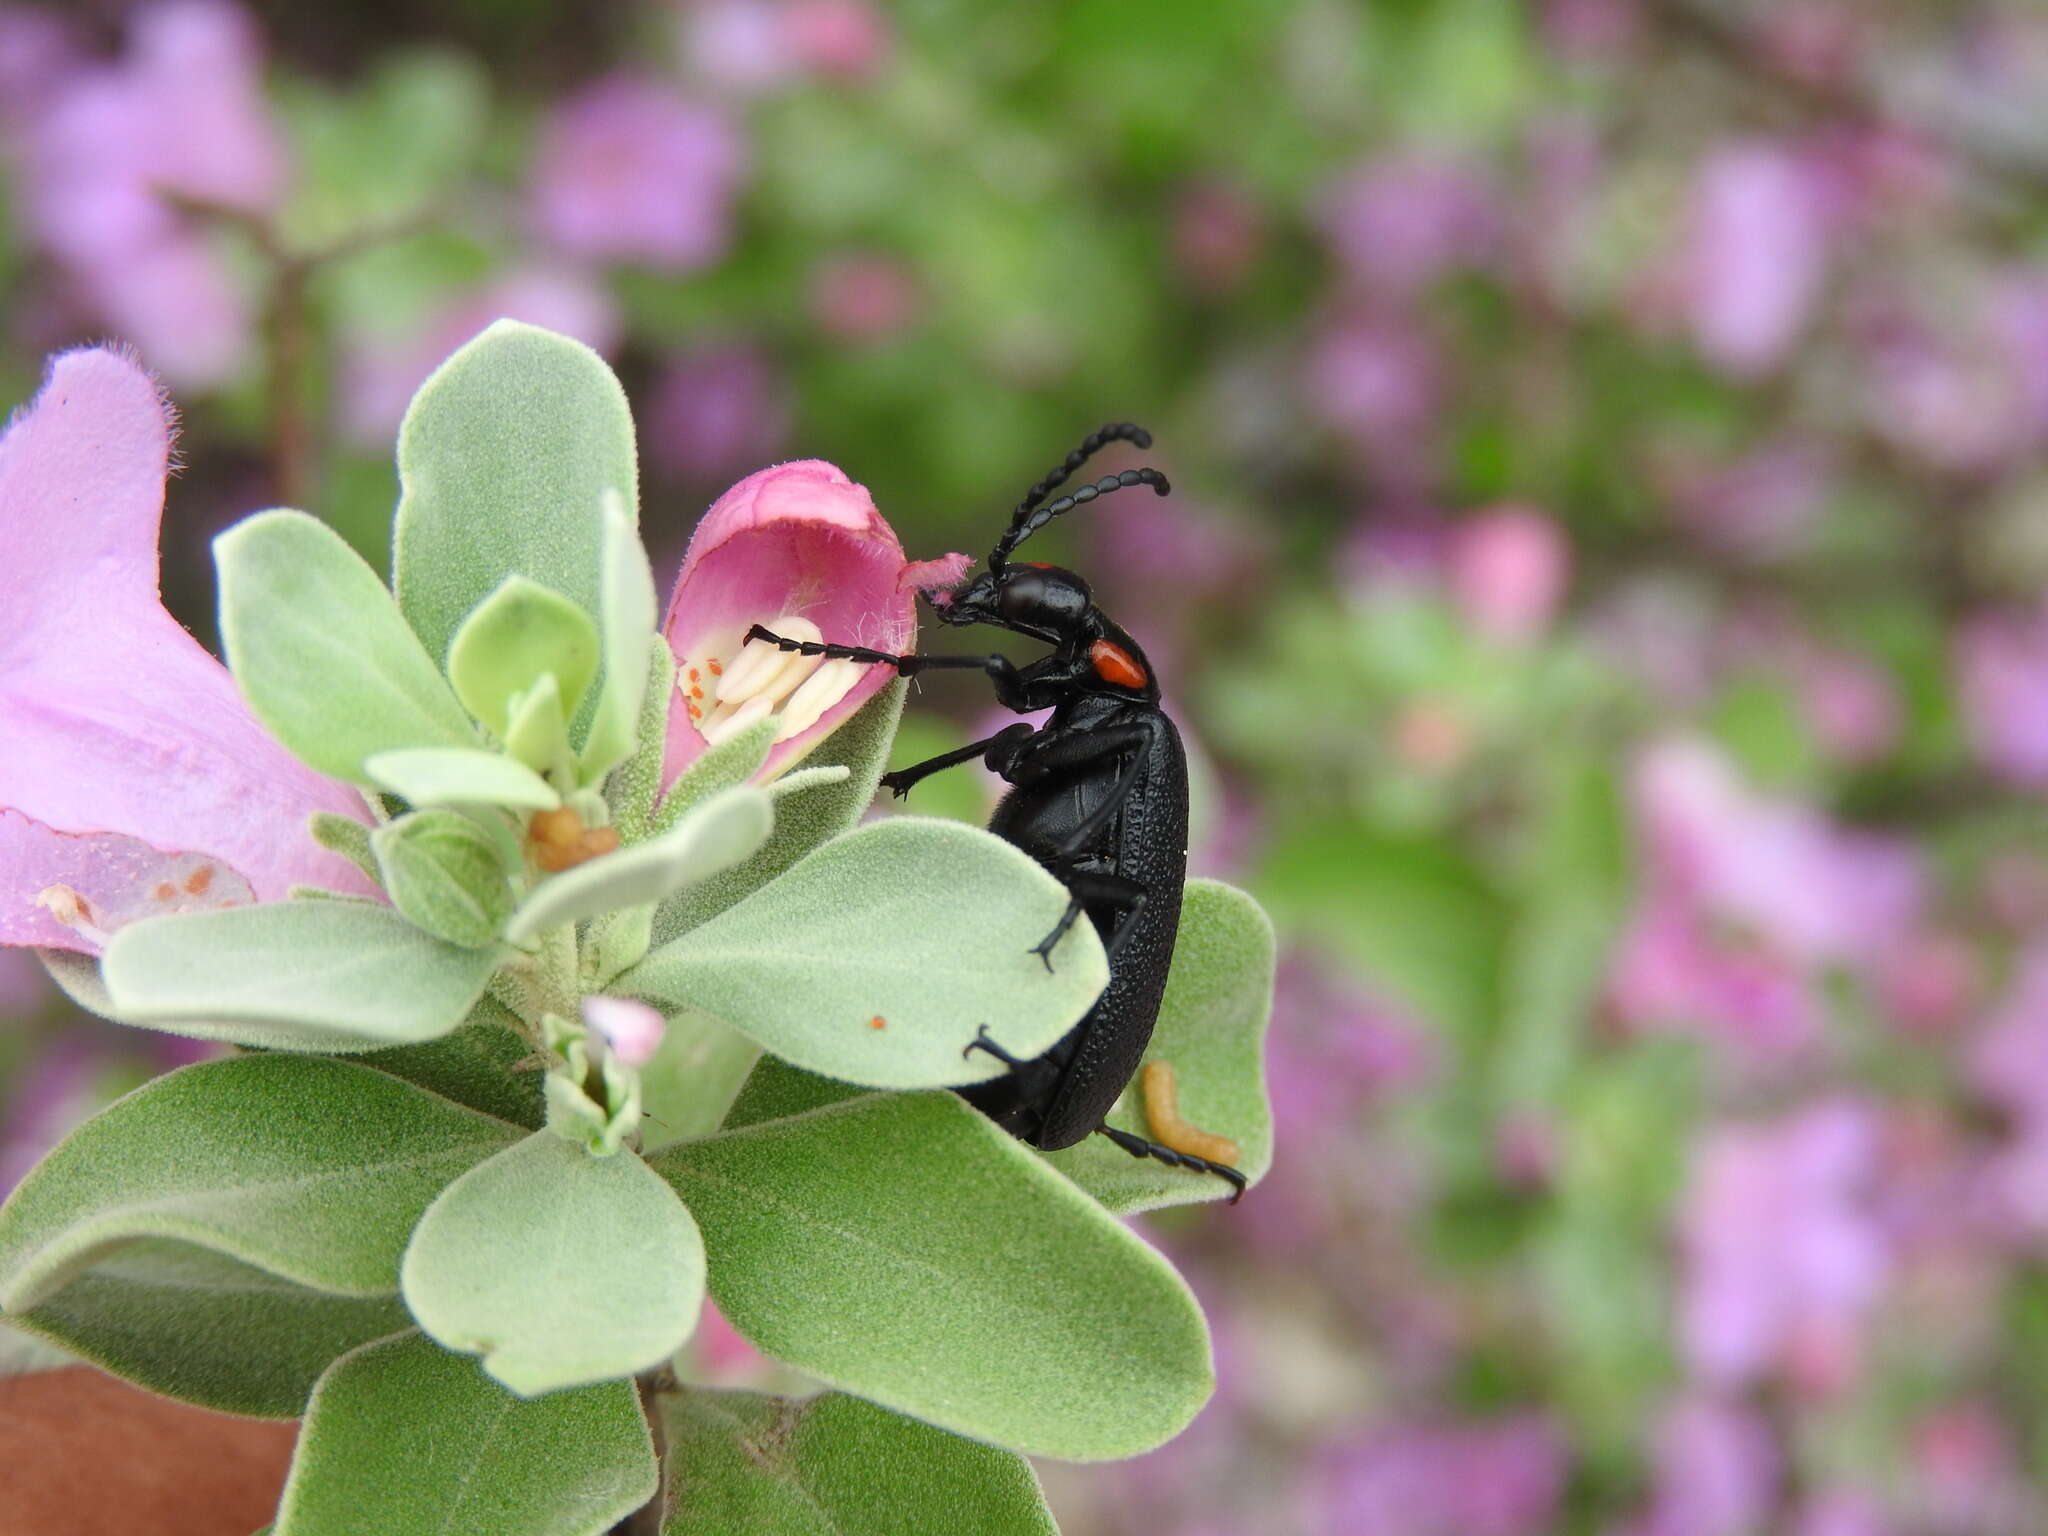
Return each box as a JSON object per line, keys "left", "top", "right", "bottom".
{"left": 1096, "top": 1124, "right": 1246, "bottom": 1204}
{"left": 963, "top": 1024, "right": 1030, "bottom": 1069}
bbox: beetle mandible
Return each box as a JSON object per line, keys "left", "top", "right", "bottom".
{"left": 742, "top": 423, "right": 1245, "bottom": 1200}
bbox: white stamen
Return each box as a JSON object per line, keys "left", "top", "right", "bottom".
{"left": 35, "top": 885, "right": 111, "bottom": 947}
{"left": 773, "top": 658, "right": 864, "bottom": 742}
{"left": 711, "top": 615, "right": 823, "bottom": 710}
{"left": 702, "top": 693, "right": 775, "bottom": 745}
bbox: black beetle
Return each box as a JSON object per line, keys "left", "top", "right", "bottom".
{"left": 743, "top": 423, "right": 1245, "bottom": 1200}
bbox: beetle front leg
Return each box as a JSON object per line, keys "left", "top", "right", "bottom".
{"left": 879, "top": 723, "right": 1035, "bottom": 800}
{"left": 743, "top": 624, "right": 1015, "bottom": 683}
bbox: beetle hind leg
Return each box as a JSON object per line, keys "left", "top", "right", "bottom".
{"left": 1096, "top": 1124, "right": 1247, "bottom": 1205}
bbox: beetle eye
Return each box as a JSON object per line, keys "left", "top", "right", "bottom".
{"left": 998, "top": 573, "right": 1044, "bottom": 621}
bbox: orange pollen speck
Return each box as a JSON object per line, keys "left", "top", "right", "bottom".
{"left": 1089, "top": 639, "right": 1148, "bottom": 690}
{"left": 690, "top": 685, "right": 704, "bottom": 700}
{"left": 707, "top": 659, "right": 723, "bottom": 675}
{"left": 869, "top": 1015, "right": 887, "bottom": 1030}
{"left": 687, "top": 701, "right": 703, "bottom": 720}
{"left": 184, "top": 865, "right": 215, "bottom": 896}
{"left": 153, "top": 882, "right": 175, "bottom": 901}
{"left": 687, "top": 668, "right": 700, "bottom": 683}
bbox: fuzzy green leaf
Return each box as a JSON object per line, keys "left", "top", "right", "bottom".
{"left": 275, "top": 1331, "right": 655, "bottom": 1536}
{"left": 373, "top": 809, "right": 515, "bottom": 948}
{"left": 720, "top": 1054, "right": 864, "bottom": 1132}
{"left": 216, "top": 509, "right": 476, "bottom": 781}
{"left": 402, "top": 1132, "right": 705, "bottom": 1396}
{"left": 649, "top": 719, "right": 774, "bottom": 836}
{"left": 623, "top": 817, "right": 1107, "bottom": 1091}
{"left": 651, "top": 680, "right": 903, "bottom": 944}
{"left": 11, "top": 1240, "right": 409, "bottom": 1417}
{"left": 650, "top": 1092, "right": 1211, "bottom": 1459}
{"left": 393, "top": 321, "right": 639, "bottom": 720}
{"left": 309, "top": 812, "right": 381, "bottom": 885}
{"left": 354, "top": 997, "right": 546, "bottom": 1129}
{"left": 579, "top": 491, "right": 659, "bottom": 784}
{"left": 504, "top": 670, "right": 574, "bottom": 780}
{"left": 767, "top": 764, "right": 852, "bottom": 799}
{"left": 606, "top": 643, "right": 679, "bottom": 839}
{"left": 660, "top": 1389, "right": 1057, "bottom": 1535}
{"left": 0, "top": 1055, "right": 520, "bottom": 1311}
{"left": 365, "top": 747, "right": 561, "bottom": 812}
{"left": 640, "top": 1008, "right": 763, "bottom": 1151}
{"left": 101, "top": 900, "right": 499, "bottom": 1051}
{"left": 1042, "top": 880, "right": 1277, "bottom": 1212}
{"left": 506, "top": 786, "right": 772, "bottom": 945}
{"left": 447, "top": 574, "right": 603, "bottom": 738}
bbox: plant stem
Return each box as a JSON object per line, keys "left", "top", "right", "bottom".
{"left": 614, "top": 1370, "right": 673, "bottom": 1536}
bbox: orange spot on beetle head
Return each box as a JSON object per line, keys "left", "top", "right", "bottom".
{"left": 1089, "top": 639, "right": 1148, "bottom": 690}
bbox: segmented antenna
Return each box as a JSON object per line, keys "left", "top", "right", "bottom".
{"left": 993, "top": 423, "right": 1166, "bottom": 569}
{"left": 994, "top": 468, "right": 1171, "bottom": 567}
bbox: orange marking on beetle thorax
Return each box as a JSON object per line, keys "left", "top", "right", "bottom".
{"left": 1089, "top": 638, "right": 1148, "bottom": 689}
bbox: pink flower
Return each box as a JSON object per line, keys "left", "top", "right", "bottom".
{"left": 581, "top": 996, "right": 666, "bottom": 1068}
{"left": 1957, "top": 605, "right": 2048, "bottom": 787}
{"left": 660, "top": 461, "right": 969, "bottom": 787}
{"left": 1678, "top": 141, "right": 1832, "bottom": 376}
{"left": 1313, "top": 1415, "right": 1568, "bottom": 1536}
{"left": 21, "top": 1, "right": 287, "bottom": 387}
{"left": 1320, "top": 151, "right": 1498, "bottom": 298}
{"left": 528, "top": 74, "right": 744, "bottom": 270}
{"left": 681, "top": 0, "right": 890, "bottom": 93}
{"left": 1447, "top": 506, "right": 1570, "bottom": 643}
{"left": 1304, "top": 310, "right": 1443, "bottom": 480}
{"left": 340, "top": 265, "right": 622, "bottom": 449}
{"left": 644, "top": 344, "right": 789, "bottom": 490}
{"left": 1678, "top": 1101, "right": 1888, "bottom": 1389}
{"left": 809, "top": 253, "right": 921, "bottom": 345}
{"left": 1639, "top": 1396, "right": 1779, "bottom": 1536}
{"left": 0, "top": 347, "right": 374, "bottom": 954}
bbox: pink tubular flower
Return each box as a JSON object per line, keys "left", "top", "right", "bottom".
{"left": 661, "top": 461, "right": 970, "bottom": 787}
{"left": 1447, "top": 505, "right": 1570, "bottom": 643}
{"left": 528, "top": 74, "right": 744, "bottom": 271}
{"left": 1957, "top": 605, "right": 2048, "bottom": 788}
{"left": 1678, "top": 141, "right": 1831, "bottom": 377}
{"left": 22, "top": 0, "right": 287, "bottom": 387}
{"left": 0, "top": 347, "right": 375, "bottom": 954}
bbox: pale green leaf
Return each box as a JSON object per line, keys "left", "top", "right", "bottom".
{"left": 767, "top": 764, "right": 852, "bottom": 799}
{"left": 648, "top": 719, "right": 773, "bottom": 838}
{"left": 309, "top": 812, "right": 381, "bottom": 886}
{"left": 0, "top": 1319, "right": 72, "bottom": 1378}
{"left": 402, "top": 1132, "right": 705, "bottom": 1396}
{"left": 720, "top": 1054, "right": 864, "bottom": 1132}
{"left": 640, "top": 1008, "right": 762, "bottom": 1151}
{"left": 1041, "top": 880, "right": 1277, "bottom": 1213}
{"left": 11, "top": 1240, "right": 409, "bottom": 1417}
{"left": 660, "top": 1389, "right": 1057, "bottom": 1536}
{"left": 651, "top": 680, "right": 903, "bottom": 944}
{"left": 504, "top": 670, "right": 574, "bottom": 779}
{"left": 275, "top": 1331, "right": 654, "bottom": 1536}
{"left": 651, "top": 1092, "right": 1211, "bottom": 1459}
{"left": 622, "top": 817, "right": 1107, "bottom": 1090}
{"left": 373, "top": 809, "right": 515, "bottom": 948}
{"left": 579, "top": 491, "right": 659, "bottom": 784}
{"left": 393, "top": 320, "right": 639, "bottom": 725}
{"left": 216, "top": 509, "right": 476, "bottom": 780}
{"left": 506, "top": 786, "right": 772, "bottom": 945}
{"left": 606, "top": 642, "right": 678, "bottom": 839}
{"left": 447, "top": 574, "right": 603, "bottom": 737}
{"left": 0, "top": 1055, "right": 520, "bottom": 1310}
{"left": 366, "top": 747, "right": 561, "bottom": 812}
{"left": 354, "top": 996, "right": 546, "bottom": 1129}
{"left": 102, "top": 900, "right": 499, "bottom": 1051}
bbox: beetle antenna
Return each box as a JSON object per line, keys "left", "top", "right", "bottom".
{"left": 994, "top": 467, "right": 1170, "bottom": 566}
{"left": 993, "top": 422, "right": 1153, "bottom": 571}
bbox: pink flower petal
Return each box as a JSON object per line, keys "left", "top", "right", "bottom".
{"left": 0, "top": 347, "right": 375, "bottom": 952}
{"left": 0, "top": 812, "right": 253, "bottom": 951}
{"left": 660, "top": 459, "right": 966, "bottom": 786}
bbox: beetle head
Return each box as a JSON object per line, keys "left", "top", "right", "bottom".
{"left": 934, "top": 562, "right": 1093, "bottom": 642}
